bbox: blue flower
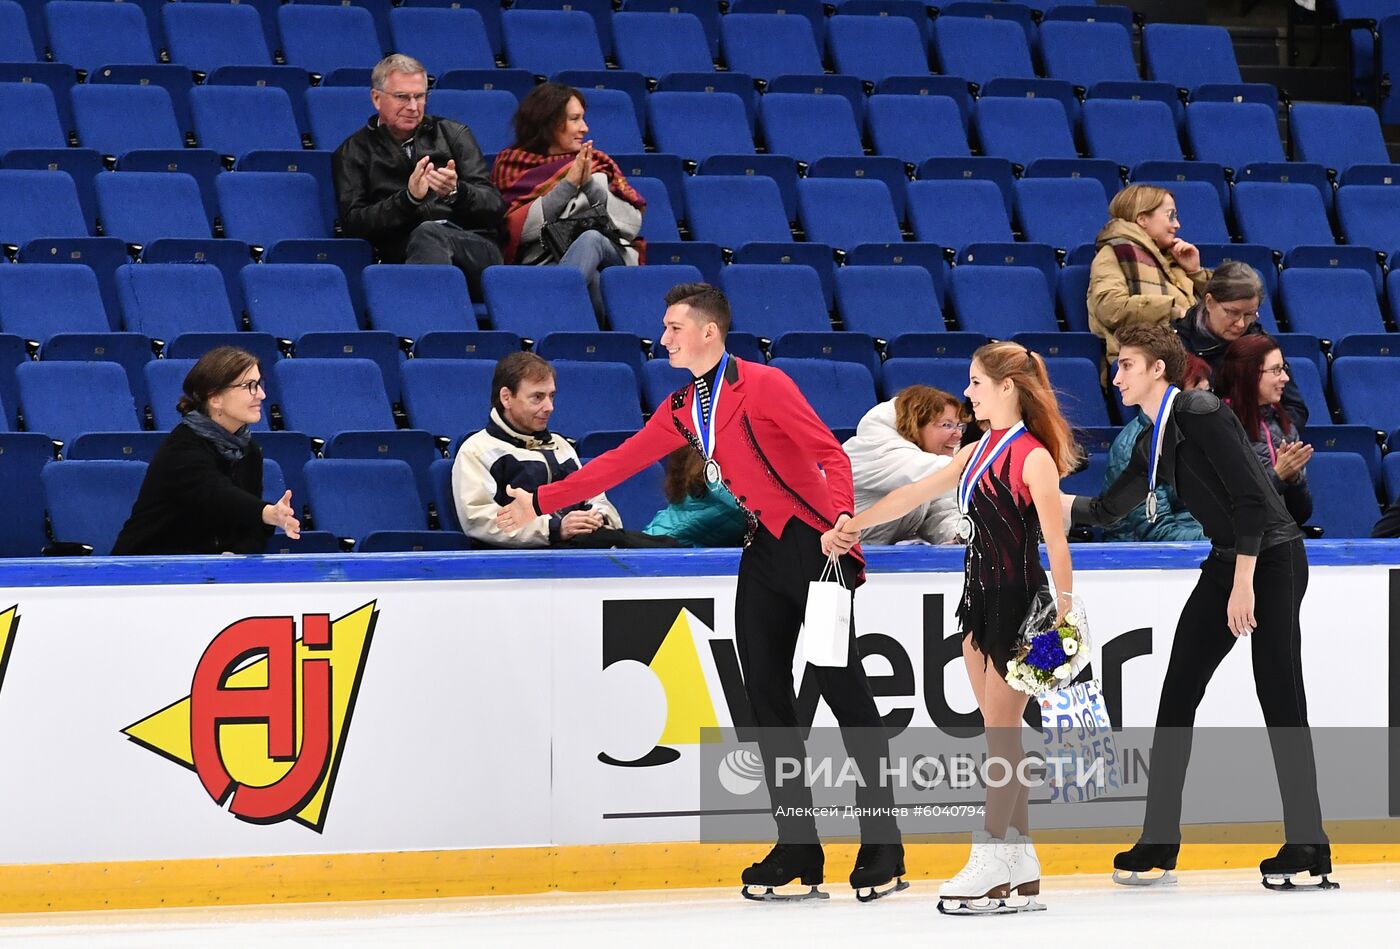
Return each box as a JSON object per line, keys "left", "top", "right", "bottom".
{"left": 1024, "top": 630, "right": 1069, "bottom": 672}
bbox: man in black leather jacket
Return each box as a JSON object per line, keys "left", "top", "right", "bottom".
{"left": 332, "top": 55, "right": 505, "bottom": 297}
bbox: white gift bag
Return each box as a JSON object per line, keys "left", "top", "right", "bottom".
{"left": 801, "top": 556, "right": 851, "bottom": 668}
{"left": 1038, "top": 679, "right": 1123, "bottom": 804}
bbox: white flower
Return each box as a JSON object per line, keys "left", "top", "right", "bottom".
{"left": 1006, "top": 660, "right": 1020, "bottom": 676}
{"left": 1062, "top": 638, "right": 1078, "bottom": 657}
{"left": 1066, "top": 609, "right": 1084, "bottom": 627}
{"left": 1053, "top": 663, "right": 1071, "bottom": 680}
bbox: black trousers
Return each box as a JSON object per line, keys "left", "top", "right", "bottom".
{"left": 403, "top": 221, "right": 502, "bottom": 299}
{"left": 735, "top": 520, "right": 899, "bottom": 844}
{"left": 1142, "top": 539, "right": 1328, "bottom": 846}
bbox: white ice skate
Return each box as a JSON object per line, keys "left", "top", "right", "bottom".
{"left": 999, "top": 827, "right": 1047, "bottom": 913}
{"left": 937, "top": 831, "right": 1017, "bottom": 916}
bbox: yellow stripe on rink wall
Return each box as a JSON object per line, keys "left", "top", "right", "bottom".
{"left": 2, "top": 823, "right": 1396, "bottom": 914}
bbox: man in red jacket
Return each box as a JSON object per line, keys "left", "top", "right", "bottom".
{"left": 497, "top": 283, "right": 904, "bottom": 901}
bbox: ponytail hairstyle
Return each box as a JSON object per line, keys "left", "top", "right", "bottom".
{"left": 970, "top": 341, "right": 1082, "bottom": 477}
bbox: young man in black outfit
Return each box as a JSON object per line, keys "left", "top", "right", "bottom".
{"left": 1064, "top": 322, "right": 1333, "bottom": 889}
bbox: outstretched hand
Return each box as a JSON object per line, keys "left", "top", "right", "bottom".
{"left": 496, "top": 485, "right": 537, "bottom": 534}
{"left": 263, "top": 489, "right": 301, "bottom": 540}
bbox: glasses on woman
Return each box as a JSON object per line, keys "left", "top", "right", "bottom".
{"left": 1259, "top": 362, "right": 1291, "bottom": 377}
{"left": 227, "top": 379, "right": 265, "bottom": 396}
{"left": 936, "top": 421, "right": 967, "bottom": 433}
{"left": 1219, "top": 303, "right": 1260, "bottom": 325}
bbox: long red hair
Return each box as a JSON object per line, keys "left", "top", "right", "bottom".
{"left": 972, "top": 342, "right": 1081, "bottom": 476}
{"left": 1217, "top": 335, "right": 1291, "bottom": 440}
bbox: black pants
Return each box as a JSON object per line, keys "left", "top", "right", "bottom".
{"left": 1142, "top": 539, "right": 1327, "bottom": 845}
{"left": 735, "top": 520, "right": 899, "bottom": 844}
{"left": 403, "top": 221, "right": 502, "bottom": 299}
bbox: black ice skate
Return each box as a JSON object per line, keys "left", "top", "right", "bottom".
{"left": 741, "top": 843, "right": 829, "bottom": 902}
{"left": 1260, "top": 844, "right": 1339, "bottom": 892}
{"left": 1111, "top": 842, "right": 1180, "bottom": 887}
{"left": 850, "top": 843, "right": 910, "bottom": 902}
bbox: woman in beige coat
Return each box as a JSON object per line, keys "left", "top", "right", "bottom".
{"left": 1088, "top": 184, "right": 1212, "bottom": 373}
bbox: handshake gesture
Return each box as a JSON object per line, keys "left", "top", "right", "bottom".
{"left": 820, "top": 513, "right": 860, "bottom": 558}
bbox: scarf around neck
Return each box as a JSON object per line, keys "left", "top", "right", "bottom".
{"left": 180, "top": 410, "right": 251, "bottom": 463}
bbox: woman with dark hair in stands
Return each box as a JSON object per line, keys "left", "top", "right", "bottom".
{"left": 493, "top": 82, "right": 646, "bottom": 318}
{"left": 112, "top": 347, "right": 299, "bottom": 555}
{"left": 1088, "top": 184, "right": 1211, "bottom": 376}
{"left": 1215, "top": 335, "right": 1314, "bottom": 528}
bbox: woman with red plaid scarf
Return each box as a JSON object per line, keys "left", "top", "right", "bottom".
{"left": 492, "top": 83, "right": 646, "bottom": 318}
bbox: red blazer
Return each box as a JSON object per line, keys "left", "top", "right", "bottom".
{"left": 536, "top": 356, "right": 863, "bottom": 563}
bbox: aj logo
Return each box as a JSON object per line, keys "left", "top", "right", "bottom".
{"left": 0, "top": 605, "right": 18, "bottom": 700}
{"left": 124, "top": 602, "right": 377, "bottom": 831}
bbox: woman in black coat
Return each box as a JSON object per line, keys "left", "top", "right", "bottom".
{"left": 112, "top": 347, "right": 300, "bottom": 555}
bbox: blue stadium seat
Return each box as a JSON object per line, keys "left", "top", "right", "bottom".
{"left": 1185, "top": 101, "right": 1285, "bottom": 174}
{"left": 879, "top": 356, "right": 971, "bottom": 401}
{"left": 389, "top": 7, "right": 495, "bottom": 75}
{"left": 796, "top": 178, "right": 902, "bottom": 249}
{"left": 217, "top": 172, "right": 330, "bottom": 248}
{"left": 190, "top": 85, "right": 303, "bottom": 160}
{"left": 834, "top": 265, "right": 944, "bottom": 342}
{"left": 639, "top": 358, "right": 690, "bottom": 410}
{"left": 554, "top": 70, "right": 648, "bottom": 136}
{"left": 400, "top": 357, "right": 495, "bottom": 441}
{"left": 570, "top": 88, "right": 643, "bottom": 155}
{"left": 483, "top": 266, "right": 599, "bottom": 339}
{"left": 974, "top": 97, "right": 1078, "bottom": 168}
{"left": 1304, "top": 452, "right": 1381, "bottom": 538}
{"left": 1040, "top": 20, "right": 1139, "bottom": 87}
{"left": 652, "top": 71, "right": 758, "bottom": 128}
{"left": 719, "top": 264, "right": 831, "bottom": 338}
{"left": 115, "top": 264, "right": 237, "bottom": 344}
{"left": 428, "top": 456, "right": 462, "bottom": 533}
{"left": 548, "top": 360, "right": 644, "bottom": 438}
{"left": 876, "top": 75, "right": 974, "bottom": 129}
{"left": 1134, "top": 179, "right": 1230, "bottom": 246}
{"left": 826, "top": 13, "right": 929, "bottom": 85}
{"left": 422, "top": 88, "right": 518, "bottom": 155}
{"left": 931, "top": 15, "right": 1034, "bottom": 87}
{"left": 648, "top": 91, "right": 754, "bottom": 161}
{"left": 303, "top": 458, "right": 433, "bottom": 550}
{"left": 277, "top": 4, "right": 384, "bottom": 79}
{"left": 1062, "top": 451, "right": 1111, "bottom": 499}
{"left": 400, "top": 0, "right": 503, "bottom": 54}
{"left": 0, "top": 431, "right": 53, "bottom": 555}
{"left": 162, "top": 2, "right": 272, "bottom": 72}
{"left": 1015, "top": 177, "right": 1108, "bottom": 252}
{"left": 1289, "top": 102, "right": 1391, "bottom": 176}
{"left": 237, "top": 150, "right": 336, "bottom": 235}
{"left": 0, "top": 264, "right": 109, "bottom": 345}
{"left": 1306, "top": 423, "right": 1385, "bottom": 488}
{"left": 599, "top": 264, "right": 704, "bottom": 340}
{"left": 600, "top": 461, "right": 667, "bottom": 533}
{"left": 17, "top": 361, "right": 140, "bottom": 449}
{"left": 305, "top": 87, "right": 371, "bottom": 154}
{"left": 1058, "top": 263, "right": 1092, "bottom": 333}
{"left": 71, "top": 84, "right": 182, "bottom": 158}
{"left": 0, "top": 82, "right": 65, "bottom": 153}
{"left": 94, "top": 172, "right": 212, "bottom": 247}
{"left": 720, "top": 13, "right": 824, "bottom": 80}
{"left": 241, "top": 263, "right": 359, "bottom": 341}
{"left": 1244, "top": 159, "right": 1339, "bottom": 213}
{"left": 683, "top": 175, "right": 791, "bottom": 248}
{"left": 434, "top": 67, "right": 536, "bottom": 101}
{"left": 866, "top": 95, "right": 970, "bottom": 165}
{"left": 628, "top": 177, "right": 681, "bottom": 243}
{"left": 696, "top": 155, "right": 798, "bottom": 221}
{"left": 411, "top": 331, "right": 521, "bottom": 361}
{"left": 45, "top": 1, "right": 156, "bottom": 73}
{"left": 612, "top": 154, "right": 687, "bottom": 221}
{"left": 1232, "top": 182, "right": 1335, "bottom": 254}
{"left": 322, "top": 428, "right": 441, "bottom": 508}
{"left": 1144, "top": 23, "right": 1244, "bottom": 90}
{"left": 612, "top": 12, "right": 714, "bottom": 77}
{"left": 1386, "top": 451, "right": 1400, "bottom": 503}
{"left": 362, "top": 264, "right": 479, "bottom": 343}
{"left": 1013, "top": 331, "right": 1104, "bottom": 366}
{"left": 806, "top": 156, "right": 911, "bottom": 222}
{"left": 0, "top": 0, "right": 37, "bottom": 62}
{"left": 1042, "top": 356, "right": 1110, "bottom": 428}
{"left": 1286, "top": 357, "right": 1332, "bottom": 426}
{"left": 949, "top": 266, "right": 1058, "bottom": 336}
{"left": 273, "top": 357, "right": 395, "bottom": 438}
{"left": 1333, "top": 356, "right": 1400, "bottom": 434}
{"left": 767, "top": 357, "right": 875, "bottom": 437}
{"left": 43, "top": 459, "right": 148, "bottom": 554}
{"left": 643, "top": 242, "right": 725, "bottom": 284}
{"left": 759, "top": 93, "right": 863, "bottom": 164}
{"left": 502, "top": 9, "right": 605, "bottom": 76}
{"left": 1279, "top": 269, "right": 1386, "bottom": 341}
{"left": 958, "top": 242, "right": 1060, "bottom": 307}
{"left": 916, "top": 156, "right": 1017, "bottom": 217}
{"left": 621, "top": 0, "right": 720, "bottom": 58}
{"left": 768, "top": 331, "right": 880, "bottom": 385}
{"left": 907, "top": 179, "right": 1014, "bottom": 249}
{"left": 1336, "top": 185, "right": 1400, "bottom": 256}
{"left": 1083, "top": 99, "right": 1183, "bottom": 167}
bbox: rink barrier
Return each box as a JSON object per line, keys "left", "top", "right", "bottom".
{"left": 0, "top": 540, "right": 1395, "bottom": 913}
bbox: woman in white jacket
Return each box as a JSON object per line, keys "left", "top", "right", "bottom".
{"left": 844, "top": 385, "right": 965, "bottom": 545}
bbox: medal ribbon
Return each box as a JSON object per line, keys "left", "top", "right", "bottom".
{"left": 1148, "top": 385, "right": 1180, "bottom": 495}
{"left": 957, "top": 421, "right": 1026, "bottom": 514}
{"left": 692, "top": 353, "right": 728, "bottom": 460}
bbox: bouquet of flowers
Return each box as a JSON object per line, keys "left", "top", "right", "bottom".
{"left": 1004, "top": 588, "right": 1090, "bottom": 696}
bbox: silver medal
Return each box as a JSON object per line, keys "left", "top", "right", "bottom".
{"left": 704, "top": 458, "right": 722, "bottom": 487}
{"left": 1145, "top": 491, "right": 1158, "bottom": 524}
{"left": 957, "top": 513, "right": 976, "bottom": 544}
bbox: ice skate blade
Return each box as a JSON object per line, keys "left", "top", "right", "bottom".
{"left": 938, "top": 896, "right": 1046, "bottom": 916}
{"left": 1112, "top": 869, "right": 1178, "bottom": 887}
{"left": 855, "top": 878, "right": 910, "bottom": 903}
{"left": 1262, "top": 874, "right": 1340, "bottom": 892}
{"left": 741, "top": 884, "right": 830, "bottom": 903}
